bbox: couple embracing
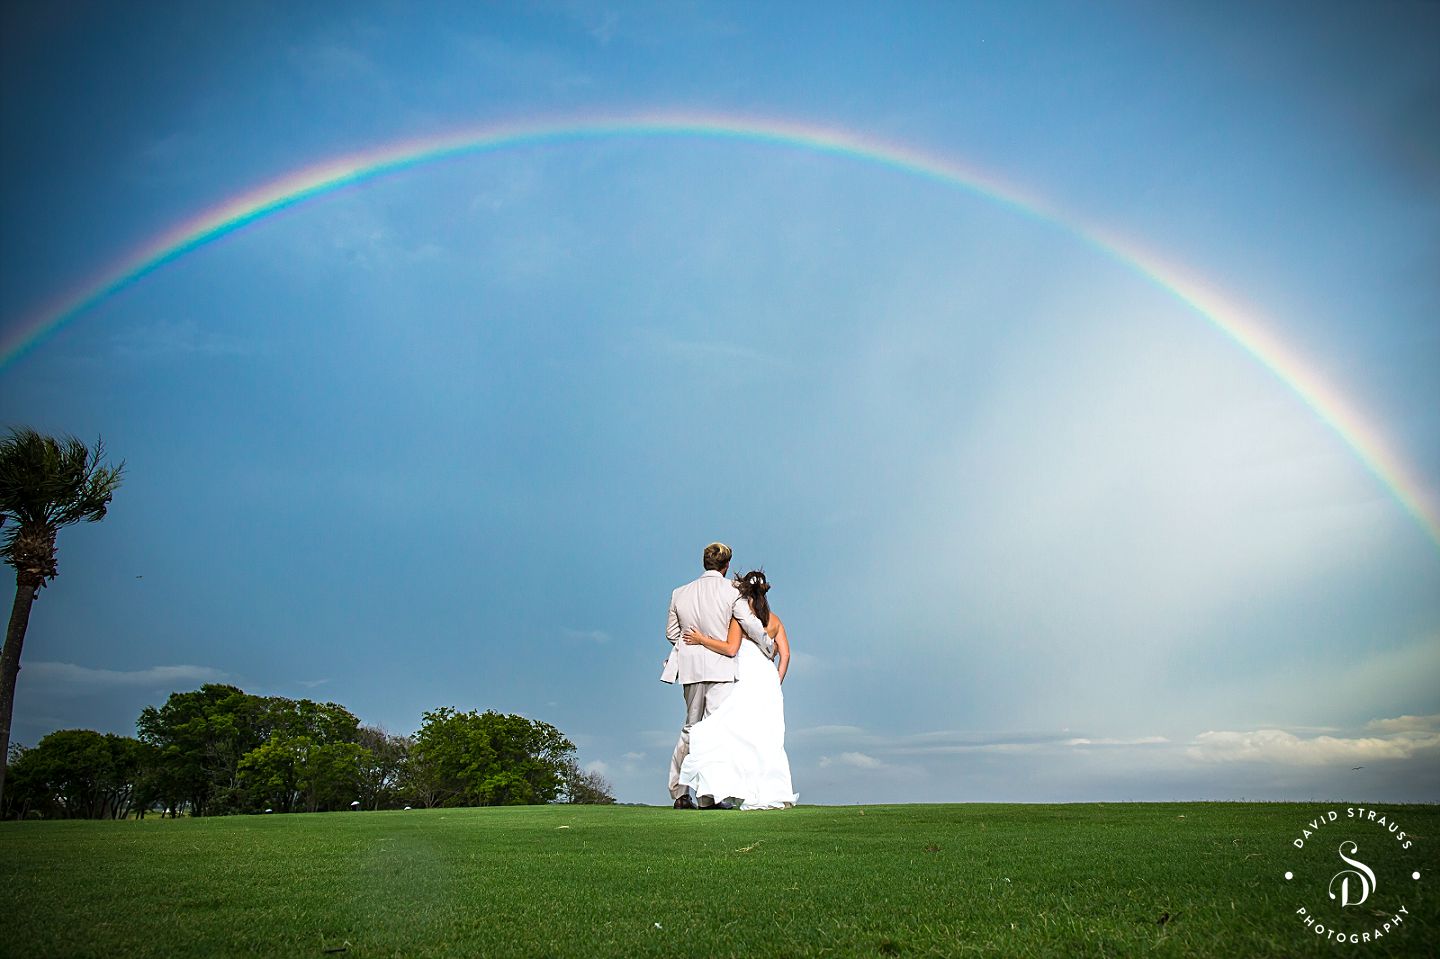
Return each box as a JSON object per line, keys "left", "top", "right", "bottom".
{"left": 661, "top": 542, "right": 798, "bottom": 810}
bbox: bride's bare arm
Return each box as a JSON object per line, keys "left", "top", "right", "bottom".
{"left": 682, "top": 618, "right": 743, "bottom": 656}
{"left": 772, "top": 614, "right": 790, "bottom": 683}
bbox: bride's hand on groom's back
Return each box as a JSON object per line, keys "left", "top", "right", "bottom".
{"left": 683, "top": 627, "right": 724, "bottom": 651}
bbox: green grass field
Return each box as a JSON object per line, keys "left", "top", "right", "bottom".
{"left": 2, "top": 803, "right": 1435, "bottom": 957}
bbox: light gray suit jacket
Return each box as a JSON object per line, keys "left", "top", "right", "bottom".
{"left": 660, "top": 570, "right": 775, "bottom": 685}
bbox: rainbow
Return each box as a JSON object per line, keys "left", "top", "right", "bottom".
{"left": 2, "top": 111, "right": 1436, "bottom": 548}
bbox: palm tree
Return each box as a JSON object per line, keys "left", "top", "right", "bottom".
{"left": 0, "top": 428, "right": 123, "bottom": 808}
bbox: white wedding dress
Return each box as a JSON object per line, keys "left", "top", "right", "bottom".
{"left": 678, "top": 637, "right": 798, "bottom": 810}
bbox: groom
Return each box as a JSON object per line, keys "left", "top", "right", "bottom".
{"left": 661, "top": 541, "right": 775, "bottom": 809}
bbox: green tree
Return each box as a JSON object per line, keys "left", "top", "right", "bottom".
{"left": 412, "top": 708, "right": 576, "bottom": 807}
{"left": 270, "top": 697, "right": 361, "bottom": 745}
{"left": 132, "top": 686, "right": 587, "bottom": 815}
{"left": 243, "top": 696, "right": 363, "bottom": 812}
{"left": 136, "top": 684, "right": 263, "bottom": 816}
{"left": 139, "top": 688, "right": 365, "bottom": 816}
{"left": 3, "top": 729, "right": 144, "bottom": 819}
{"left": 300, "top": 740, "right": 367, "bottom": 812}
{"left": 237, "top": 735, "right": 307, "bottom": 814}
{"left": 0, "top": 429, "right": 123, "bottom": 808}
{"left": 238, "top": 735, "right": 368, "bottom": 813}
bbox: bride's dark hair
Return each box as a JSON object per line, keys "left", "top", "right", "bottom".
{"left": 734, "top": 569, "right": 771, "bottom": 626}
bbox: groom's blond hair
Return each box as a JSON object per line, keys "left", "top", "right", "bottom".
{"left": 702, "top": 542, "right": 733, "bottom": 571}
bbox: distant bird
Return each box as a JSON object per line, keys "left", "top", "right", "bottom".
{"left": 1157, "top": 912, "right": 1170, "bottom": 926}
{"left": 350, "top": 800, "right": 361, "bottom": 810}
{"left": 1352, "top": 766, "right": 1364, "bottom": 771}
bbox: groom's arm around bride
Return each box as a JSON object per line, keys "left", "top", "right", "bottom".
{"left": 661, "top": 561, "right": 772, "bottom": 688}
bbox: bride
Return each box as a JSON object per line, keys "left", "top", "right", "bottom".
{"left": 677, "top": 570, "right": 798, "bottom": 810}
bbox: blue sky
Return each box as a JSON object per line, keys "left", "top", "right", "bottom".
{"left": 1, "top": 1, "right": 1437, "bottom": 804}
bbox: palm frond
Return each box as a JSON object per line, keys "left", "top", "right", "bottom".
{"left": 0, "top": 427, "right": 124, "bottom": 578}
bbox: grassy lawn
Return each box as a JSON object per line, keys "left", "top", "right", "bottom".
{"left": 2, "top": 802, "right": 1435, "bottom": 957}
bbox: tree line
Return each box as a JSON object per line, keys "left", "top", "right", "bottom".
{"left": 3, "top": 683, "right": 613, "bottom": 819}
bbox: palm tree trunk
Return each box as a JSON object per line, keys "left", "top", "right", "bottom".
{"left": 0, "top": 575, "right": 39, "bottom": 811}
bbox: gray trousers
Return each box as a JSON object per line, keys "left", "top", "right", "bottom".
{"left": 668, "top": 680, "right": 735, "bottom": 801}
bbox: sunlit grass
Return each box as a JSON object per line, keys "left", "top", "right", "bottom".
{"left": 2, "top": 803, "right": 1435, "bottom": 957}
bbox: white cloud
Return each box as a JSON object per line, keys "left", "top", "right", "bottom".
{"left": 1064, "top": 736, "right": 1169, "bottom": 747}
{"left": 791, "top": 724, "right": 867, "bottom": 741}
{"left": 818, "top": 751, "right": 885, "bottom": 770}
{"left": 583, "top": 759, "right": 611, "bottom": 776}
{"left": 639, "top": 331, "right": 786, "bottom": 369}
{"left": 1187, "top": 717, "right": 1440, "bottom": 765}
{"left": 1365, "top": 714, "right": 1440, "bottom": 735}
{"left": 887, "top": 731, "right": 1103, "bottom": 755}
{"left": 26, "top": 662, "right": 231, "bottom": 689}
{"left": 795, "top": 724, "right": 1172, "bottom": 758}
